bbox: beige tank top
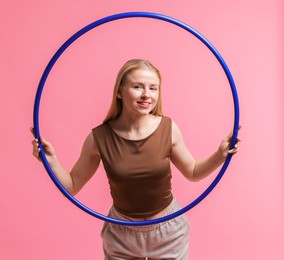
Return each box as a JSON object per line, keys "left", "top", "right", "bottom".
{"left": 92, "top": 116, "right": 173, "bottom": 218}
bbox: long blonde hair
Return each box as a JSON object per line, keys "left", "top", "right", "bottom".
{"left": 103, "top": 59, "right": 163, "bottom": 123}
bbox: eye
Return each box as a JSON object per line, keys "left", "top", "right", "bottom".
{"left": 150, "top": 86, "right": 158, "bottom": 91}
{"left": 133, "top": 85, "right": 142, "bottom": 90}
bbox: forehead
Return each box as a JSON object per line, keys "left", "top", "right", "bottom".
{"left": 125, "top": 69, "right": 160, "bottom": 84}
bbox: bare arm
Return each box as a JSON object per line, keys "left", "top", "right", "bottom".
{"left": 170, "top": 121, "right": 240, "bottom": 182}
{"left": 31, "top": 128, "right": 100, "bottom": 195}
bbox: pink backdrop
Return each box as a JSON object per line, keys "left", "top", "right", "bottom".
{"left": 1, "top": 0, "right": 283, "bottom": 259}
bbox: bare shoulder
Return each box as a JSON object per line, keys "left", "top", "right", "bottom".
{"left": 82, "top": 132, "right": 100, "bottom": 157}
{"left": 171, "top": 119, "right": 183, "bottom": 146}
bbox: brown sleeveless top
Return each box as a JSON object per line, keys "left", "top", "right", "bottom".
{"left": 92, "top": 116, "right": 173, "bottom": 218}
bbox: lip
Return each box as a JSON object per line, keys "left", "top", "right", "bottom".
{"left": 137, "top": 101, "right": 151, "bottom": 108}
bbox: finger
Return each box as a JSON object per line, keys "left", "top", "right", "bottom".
{"left": 33, "top": 150, "right": 39, "bottom": 157}
{"left": 236, "top": 137, "right": 242, "bottom": 143}
{"left": 33, "top": 151, "right": 42, "bottom": 161}
{"left": 233, "top": 125, "right": 242, "bottom": 137}
{"left": 225, "top": 130, "right": 234, "bottom": 141}
{"left": 30, "top": 127, "right": 35, "bottom": 137}
{"left": 225, "top": 126, "right": 242, "bottom": 142}
{"left": 228, "top": 149, "right": 239, "bottom": 154}
{"left": 32, "top": 147, "right": 41, "bottom": 157}
{"left": 32, "top": 138, "right": 38, "bottom": 144}
{"left": 40, "top": 136, "right": 49, "bottom": 146}
{"left": 228, "top": 144, "right": 240, "bottom": 154}
{"left": 230, "top": 138, "right": 241, "bottom": 147}
{"left": 32, "top": 142, "right": 40, "bottom": 152}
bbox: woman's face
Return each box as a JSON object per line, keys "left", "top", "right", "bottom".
{"left": 118, "top": 68, "right": 160, "bottom": 117}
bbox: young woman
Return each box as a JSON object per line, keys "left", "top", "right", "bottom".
{"left": 31, "top": 59, "right": 240, "bottom": 259}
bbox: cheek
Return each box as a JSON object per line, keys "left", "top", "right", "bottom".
{"left": 123, "top": 91, "right": 139, "bottom": 103}
{"left": 153, "top": 91, "right": 160, "bottom": 101}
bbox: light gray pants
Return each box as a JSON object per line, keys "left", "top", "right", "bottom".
{"left": 101, "top": 199, "right": 189, "bottom": 259}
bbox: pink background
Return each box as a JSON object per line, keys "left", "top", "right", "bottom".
{"left": 1, "top": 0, "right": 283, "bottom": 259}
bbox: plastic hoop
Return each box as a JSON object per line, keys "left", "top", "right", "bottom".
{"left": 33, "top": 12, "right": 240, "bottom": 226}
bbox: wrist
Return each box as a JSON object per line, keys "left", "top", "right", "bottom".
{"left": 215, "top": 149, "right": 227, "bottom": 163}
{"left": 47, "top": 155, "right": 58, "bottom": 167}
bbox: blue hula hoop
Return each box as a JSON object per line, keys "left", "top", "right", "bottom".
{"left": 33, "top": 12, "right": 240, "bottom": 226}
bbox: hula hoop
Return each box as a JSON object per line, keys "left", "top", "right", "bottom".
{"left": 33, "top": 12, "right": 240, "bottom": 226}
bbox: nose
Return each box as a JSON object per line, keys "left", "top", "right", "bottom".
{"left": 141, "top": 88, "right": 150, "bottom": 99}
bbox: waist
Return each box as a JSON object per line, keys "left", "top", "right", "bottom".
{"left": 113, "top": 197, "right": 176, "bottom": 221}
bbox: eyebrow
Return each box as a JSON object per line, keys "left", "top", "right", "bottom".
{"left": 131, "top": 82, "right": 159, "bottom": 87}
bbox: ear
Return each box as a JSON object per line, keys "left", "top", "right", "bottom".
{"left": 117, "top": 92, "right": 122, "bottom": 99}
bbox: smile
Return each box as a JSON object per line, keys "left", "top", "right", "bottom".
{"left": 137, "top": 101, "right": 151, "bottom": 108}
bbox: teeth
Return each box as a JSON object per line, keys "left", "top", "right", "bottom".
{"left": 140, "top": 103, "right": 149, "bottom": 107}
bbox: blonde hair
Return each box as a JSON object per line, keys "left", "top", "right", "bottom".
{"left": 103, "top": 59, "right": 163, "bottom": 123}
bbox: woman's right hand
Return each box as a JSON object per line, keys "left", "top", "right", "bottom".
{"left": 30, "top": 128, "right": 101, "bottom": 195}
{"left": 30, "top": 127, "right": 57, "bottom": 163}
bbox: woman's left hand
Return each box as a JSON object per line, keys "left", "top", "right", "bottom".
{"left": 218, "top": 126, "right": 241, "bottom": 158}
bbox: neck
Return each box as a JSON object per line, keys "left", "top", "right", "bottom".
{"left": 118, "top": 113, "right": 154, "bottom": 131}
{"left": 109, "top": 113, "right": 161, "bottom": 140}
